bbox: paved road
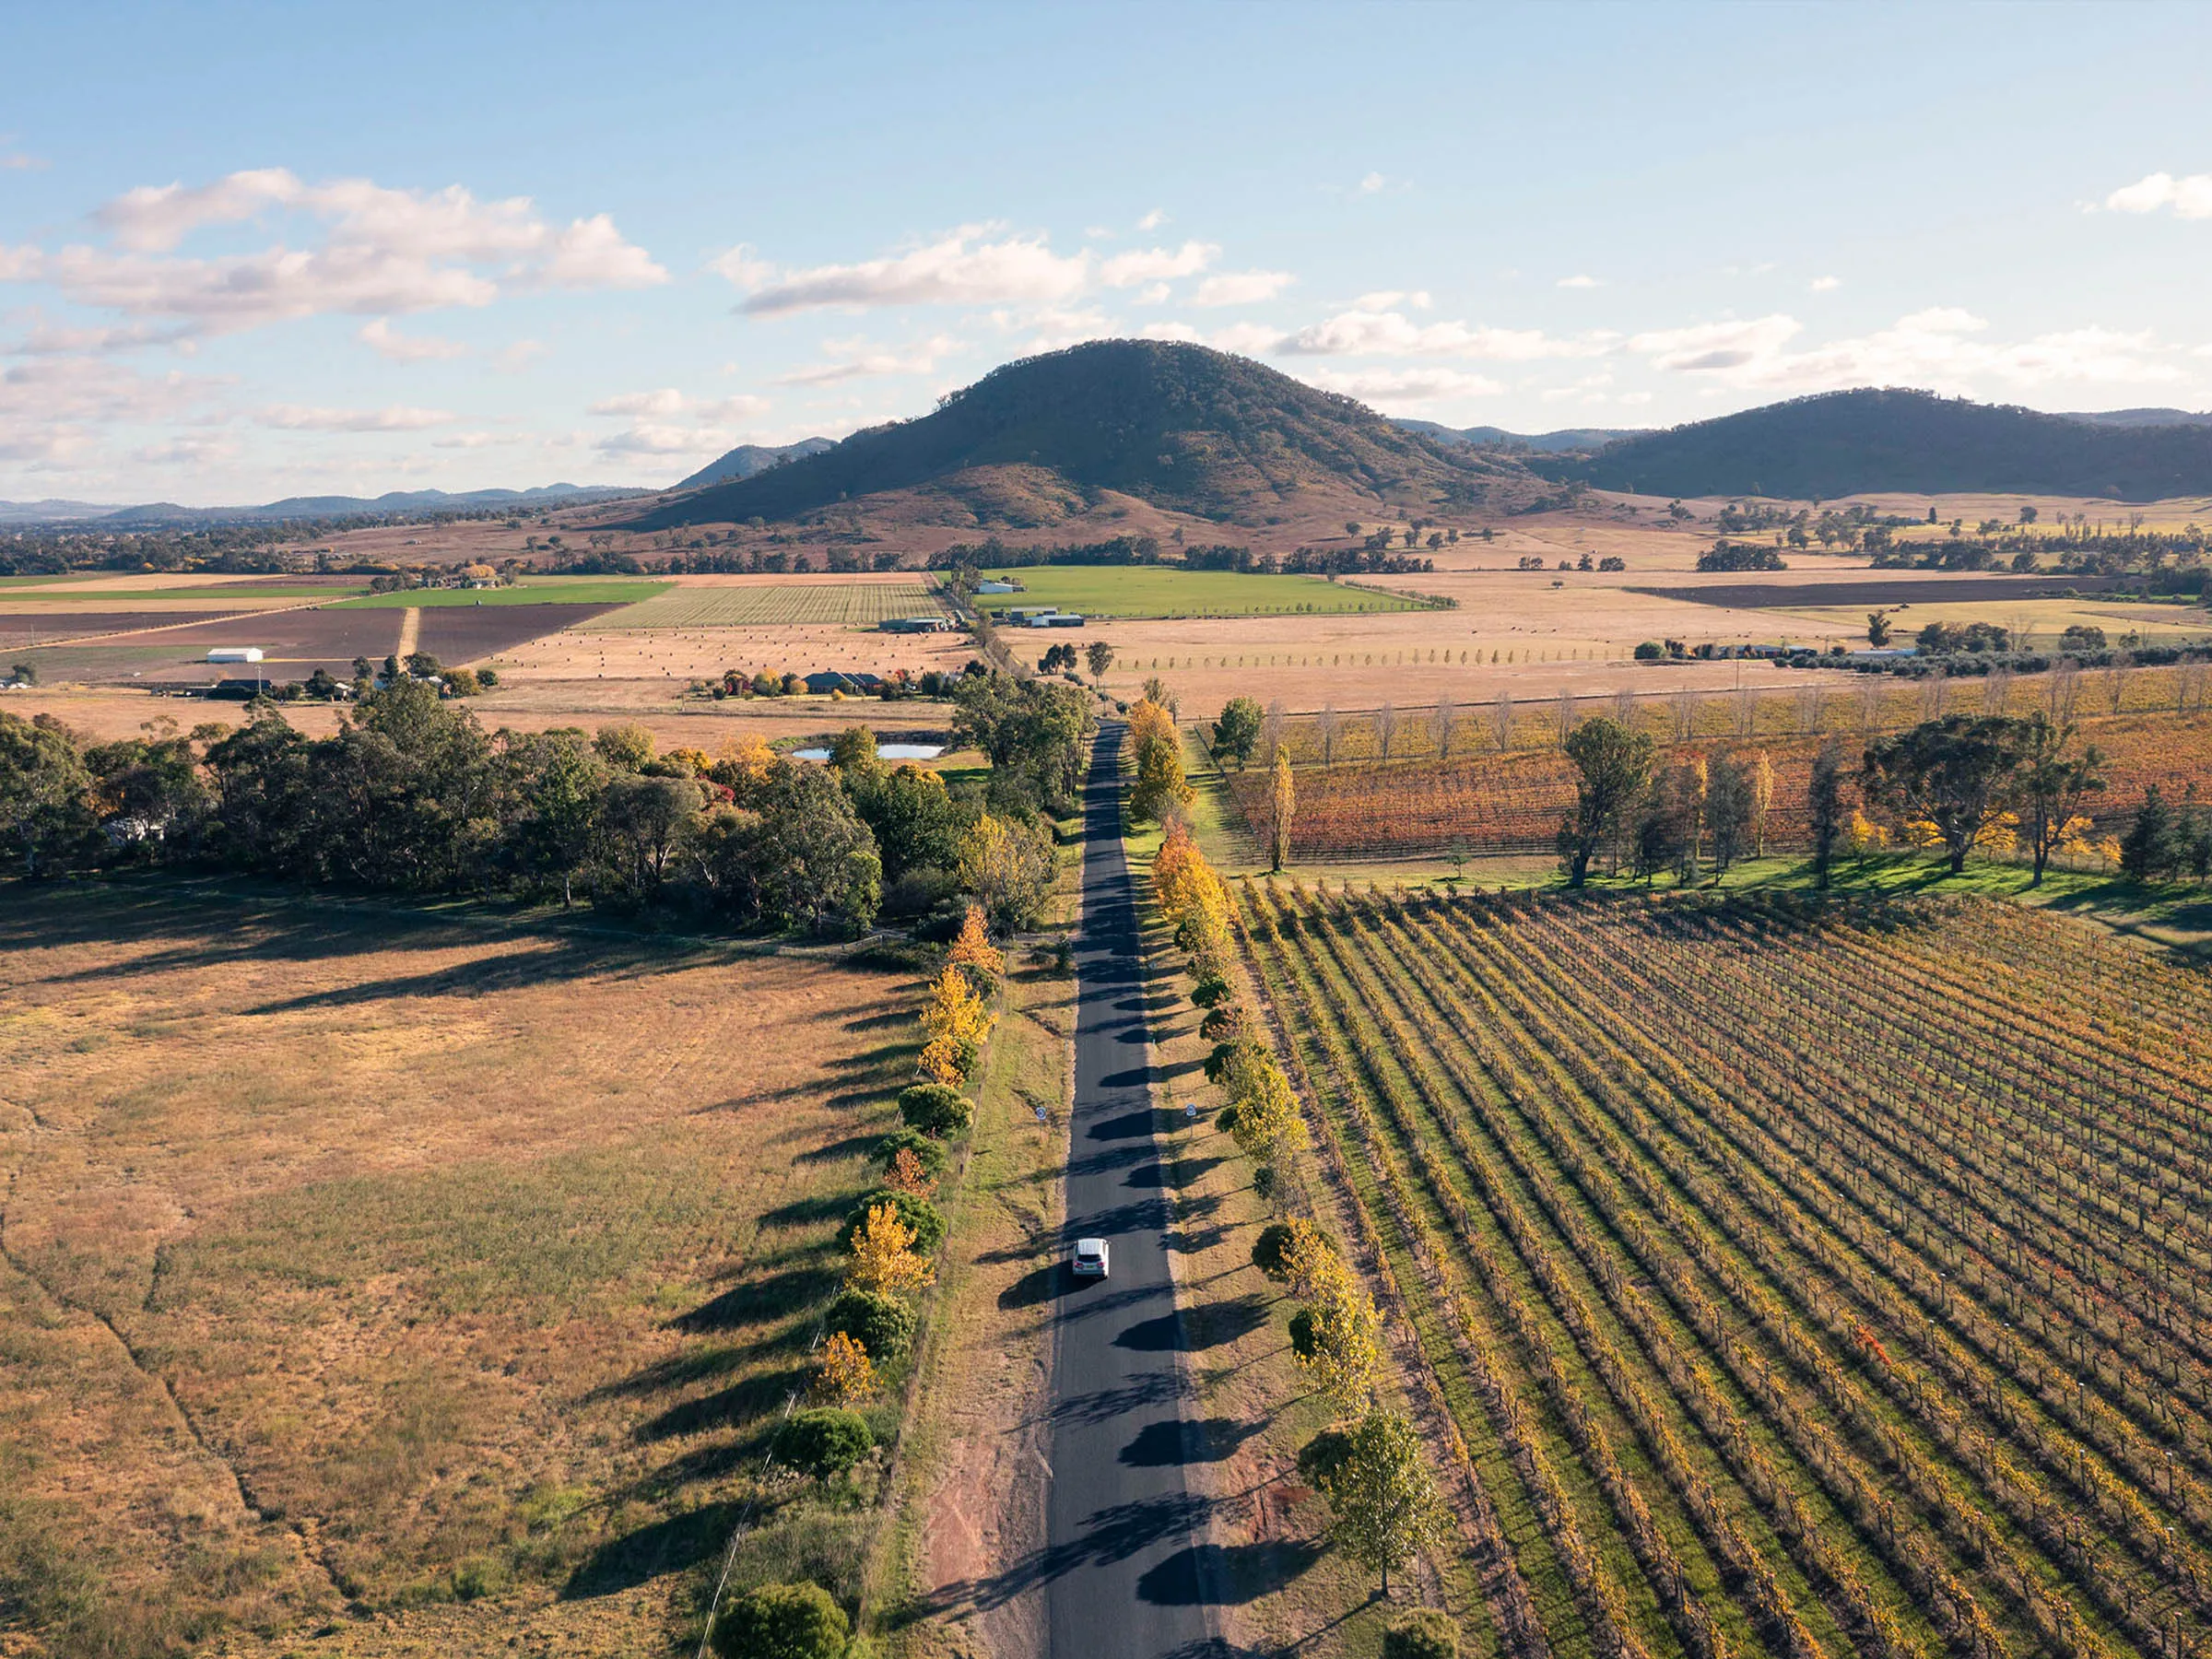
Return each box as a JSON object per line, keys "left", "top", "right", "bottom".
{"left": 1045, "top": 724, "right": 1217, "bottom": 1658}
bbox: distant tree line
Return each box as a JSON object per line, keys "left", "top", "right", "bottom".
{"left": 0, "top": 671, "right": 1089, "bottom": 936}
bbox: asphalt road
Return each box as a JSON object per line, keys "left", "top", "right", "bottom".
{"left": 1045, "top": 724, "right": 1218, "bottom": 1658}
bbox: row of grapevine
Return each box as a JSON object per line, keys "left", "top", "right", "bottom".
{"left": 1238, "top": 883, "right": 2212, "bottom": 1659}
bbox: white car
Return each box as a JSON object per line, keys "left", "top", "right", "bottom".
{"left": 1071, "top": 1237, "right": 1111, "bottom": 1278}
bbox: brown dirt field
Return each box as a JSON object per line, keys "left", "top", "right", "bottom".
{"left": 0, "top": 611, "right": 267, "bottom": 650}
{"left": 409, "top": 603, "right": 626, "bottom": 667}
{"left": 0, "top": 885, "right": 921, "bottom": 1657}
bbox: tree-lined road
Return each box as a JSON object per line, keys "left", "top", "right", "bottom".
{"left": 1045, "top": 724, "right": 1216, "bottom": 1658}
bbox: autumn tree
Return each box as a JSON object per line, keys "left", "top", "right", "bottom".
{"left": 1289, "top": 1279, "right": 1383, "bottom": 1418}
{"left": 1129, "top": 729, "right": 1194, "bottom": 824}
{"left": 811, "top": 1331, "right": 877, "bottom": 1404}
{"left": 1268, "top": 745, "right": 1295, "bottom": 873}
{"left": 844, "top": 1203, "right": 935, "bottom": 1295}
{"left": 1748, "top": 747, "right": 1775, "bottom": 856}
{"left": 1300, "top": 1411, "right": 1449, "bottom": 1594}
{"left": 946, "top": 903, "right": 1006, "bottom": 986}
{"left": 958, "top": 812, "right": 1055, "bottom": 934}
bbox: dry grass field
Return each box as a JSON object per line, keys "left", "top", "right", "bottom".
{"left": 596, "top": 578, "right": 941, "bottom": 629}
{"left": 0, "top": 885, "right": 922, "bottom": 1658}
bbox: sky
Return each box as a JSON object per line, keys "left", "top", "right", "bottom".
{"left": 5, "top": 0, "right": 2212, "bottom": 506}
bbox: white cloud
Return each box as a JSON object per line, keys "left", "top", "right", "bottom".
{"left": 358, "top": 317, "right": 467, "bottom": 362}
{"left": 131, "top": 434, "right": 241, "bottom": 465}
{"left": 5, "top": 318, "right": 194, "bottom": 356}
{"left": 1275, "top": 306, "right": 1616, "bottom": 360}
{"left": 258, "top": 403, "right": 457, "bottom": 431}
{"left": 1135, "top": 282, "right": 1171, "bottom": 305}
{"left": 589, "top": 388, "right": 770, "bottom": 421}
{"left": 1353, "top": 289, "right": 1430, "bottom": 311}
{"left": 0, "top": 169, "right": 664, "bottom": 336}
{"left": 2104, "top": 171, "right": 2212, "bottom": 218}
{"left": 1296, "top": 366, "right": 1503, "bottom": 405}
{"left": 1628, "top": 306, "right": 2185, "bottom": 390}
{"left": 728, "top": 228, "right": 1090, "bottom": 315}
{"left": 1809, "top": 275, "right": 1842, "bottom": 292}
{"left": 1, "top": 152, "right": 45, "bottom": 172}
{"left": 594, "top": 423, "right": 737, "bottom": 458}
{"left": 431, "top": 430, "right": 501, "bottom": 449}
{"left": 1557, "top": 274, "right": 1601, "bottom": 289}
{"left": 1192, "top": 269, "right": 1294, "bottom": 307}
{"left": 1099, "top": 241, "right": 1217, "bottom": 287}
{"left": 1136, "top": 208, "right": 1166, "bottom": 231}
{"left": 1357, "top": 171, "right": 1389, "bottom": 194}
{"left": 773, "top": 334, "right": 959, "bottom": 386}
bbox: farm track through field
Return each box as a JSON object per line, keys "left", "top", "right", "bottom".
{"left": 1239, "top": 886, "right": 2212, "bottom": 1659}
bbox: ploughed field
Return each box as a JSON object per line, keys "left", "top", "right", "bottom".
{"left": 0, "top": 886, "right": 918, "bottom": 1656}
{"left": 1239, "top": 883, "right": 2212, "bottom": 1659}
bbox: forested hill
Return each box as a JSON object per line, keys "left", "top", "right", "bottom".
{"left": 623, "top": 339, "right": 1530, "bottom": 529}
{"left": 1545, "top": 388, "right": 2212, "bottom": 500}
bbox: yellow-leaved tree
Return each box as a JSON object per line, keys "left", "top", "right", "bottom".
{"left": 945, "top": 903, "right": 1006, "bottom": 987}
{"left": 845, "top": 1203, "right": 935, "bottom": 1295}
{"left": 1227, "top": 1051, "right": 1306, "bottom": 1162}
{"left": 1749, "top": 748, "right": 1775, "bottom": 857}
{"left": 1293, "top": 1277, "right": 1382, "bottom": 1418}
{"left": 813, "top": 1330, "right": 877, "bottom": 1404}
{"left": 919, "top": 964, "right": 994, "bottom": 1085}
{"left": 1268, "top": 745, "right": 1295, "bottom": 874}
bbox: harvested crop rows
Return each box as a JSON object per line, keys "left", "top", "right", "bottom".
{"left": 595, "top": 581, "right": 939, "bottom": 628}
{"left": 1239, "top": 884, "right": 2212, "bottom": 1659}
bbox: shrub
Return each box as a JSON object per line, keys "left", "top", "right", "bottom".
{"left": 773, "top": 1408, "right": 875, "bottom": 1481}
{"left": 1252, "top": 1219, "right": 1336, "bottom": 1280}
{"left": 874, "top": 1129, "right": 949, "bottom": 1183}
{"left": 712, "top": 1580, "right": 849, "bottom": 1659}
{"left": 1190, "top": 973, "right": 1231, "bottom": 1007}
{"left": 898, "top": 1083, "right": 974, "bottom": 1137}
{"left": 1288, "top": 1307, "right": 1319, "bottom": 1359}
{"left": 1633, "top": 640, "right": 1665, "bottom": 662}
{"left": 826, "top": 1288, "right": 918, "bottom": 1369}
{"left": 1383, "top": 1609, "right": 1462, "bottom": 1659}
{"left": 840, "top": 1190, "right": 946, "bottom": 1255}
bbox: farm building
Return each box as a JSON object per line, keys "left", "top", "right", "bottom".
{"left": 205, "top": 647, "right": 265, "bottom": 664}
{"left": 879, "top": 616, "right": 956, "bottom": 634}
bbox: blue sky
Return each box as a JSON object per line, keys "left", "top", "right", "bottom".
{"left": 5, "top": 0, "right": 2211, "bottom": 504}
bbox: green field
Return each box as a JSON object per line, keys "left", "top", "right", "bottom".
{"left": 594, "top": 581, "right": 940, "bottom": 629}
{"left": 969, "top": 565, "right": 1423, "bottom": 618}
{"left": 335, "top": 578, "right": 670, "bottom": 609}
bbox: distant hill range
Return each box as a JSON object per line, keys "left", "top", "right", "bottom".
{"left": 1394, "top": 418, "right": 1648, "bottom": 455}
{"left": 1544, "top": 389, "right": 2212, "bottom": 500}
{"left": 626, "top": 339, "right": 1530, "bottom": 531}
{"left": 677, "top": 439, "right": 836, "bottom": 490}
{"left": 0, "top": 483, "right": 641, "bottom": 529}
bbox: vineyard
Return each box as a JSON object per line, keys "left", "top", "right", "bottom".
{"left": 1223, "top": 709, "right": 2212, "bottom": 859}
{"left": 1238, "top": 884, "right": 2212, "bottom": 1659}
{"left": 594, "top": 580, "right": 940, "bottom": 628}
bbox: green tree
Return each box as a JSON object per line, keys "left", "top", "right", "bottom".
{"left": 828, "top": 726, "right": 881, "bottom": 775}
{"left": 1557, "top": 716, "right": 1656, "bottom": 887}
{"left": 712, "top": 1581, "right": 849, "bottom": 1659}
{"left": 957, "top": 810, "right": 1055, "bottom": 933}
{"left": 511, "top": 731, "right": 608, "bottom": 906}
{"left": 1806, "top": 736, "right": 1847, "bottom": 890}
{"left": 1086, "top": 640, "right": 1116, "bottom": 679}
{"left": 847, "top": 762, "right": 963, "bottom": 887}
{"left": 596, "top": 774, "right": 702, "bottom": 895}
{"left": 1866, "top": 610, "right": 1894, "bottom": 647}
{"left": 826, "top": 1288, "right": 918, "bottom": 1370}
{"left": 2014, "top": 713, "right": 2105, "bottom": 886}
{"left": 754, "top": 764, "right": 882, "bottom": 933}
{"left": 593, "top": 722, "right": 656, "bottom": 771}
{"left": 772, "top": 1408, "right": 875, "bottom": 1481}
{"left": 1211, "top": 697, "right": 1264, "bottom": 768}
{"left": 1862, "top": 714, "right": 2031, "bottom": 876}
{"left": 1704, "top": 750, "right": 1755, "bottom": 874}
{"left": 1300, "top": 1411, "right": 1448, "bottom": 1595}
{"left": 1268, "top": 745, "right": 1295, "bottom": 873}
{"left": 897, "top": 1082, "right": 974, "bottom": 1137}
{"left": 1128, "top": 733, "right": 1194, "bottom": 824}
{"left": 0, "top": 710, "right": 95, "bottom": 876}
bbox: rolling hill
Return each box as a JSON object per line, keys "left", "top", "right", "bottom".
{"left": 1548, "top": 389, "right": 2212, "bottom": 500}
{"left": 1396, "top": 418, "right": 1649, "bottom": 454}
{"left": 625, "top": 339, "right": 1532, "bottom": 530}
{"left": 676, "top": 438, "right": 835, "bottom": 489}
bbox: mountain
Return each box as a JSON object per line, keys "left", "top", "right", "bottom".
{"left": 625, "top": 339, "right": 1531, "bottom": 530}
{"left": 677, "top": 438, "right": 836, "bottom": 490}
{"left": 78, "top": 484, "right": 642, "bottom": 527}
{"left": 1395, "top": 418, "right": 1648, "bottom": 454}
{"left": 1547, "top": 389, "right": 2212, "bottom": 500}
{"left": 2055, "top": 407, "right": 2212, "bottom": 429}
{"left": 0, "top": 499, "right": 119, "bottom": 525}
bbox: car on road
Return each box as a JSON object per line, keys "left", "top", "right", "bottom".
{"left": 1071, "top": 1237, "right": 1110, "bottom": 1277}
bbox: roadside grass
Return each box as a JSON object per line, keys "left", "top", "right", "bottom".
{"left": 971, "top": 566, "right": 1424, "bottom": 620}
{"left": 0, "top": 881, "right": 918, "bottom": 1656}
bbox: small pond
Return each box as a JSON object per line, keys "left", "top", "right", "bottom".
{"left": 793, "top": 742, "right": 946, "bottom": 761}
